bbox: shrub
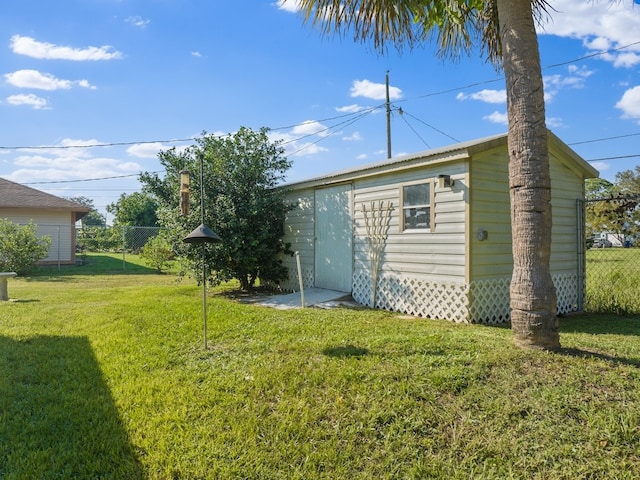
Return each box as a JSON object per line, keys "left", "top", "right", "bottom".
{"left": 0, "top": 219, "right": 51, "bottom": 274}
{"left": 140, "top": 235, "right": 173, "bottom": 272}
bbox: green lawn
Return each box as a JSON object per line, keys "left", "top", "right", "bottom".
{"left": 1, "top": 254, "right": 640, "bottom": 479}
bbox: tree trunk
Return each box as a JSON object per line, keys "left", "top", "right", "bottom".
{"left": 496, "top": 0, "right": 560, "bottom": 351}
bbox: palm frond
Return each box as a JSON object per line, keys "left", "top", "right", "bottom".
{"left": 293, "top": 0, "right": 552, "bottom": 65}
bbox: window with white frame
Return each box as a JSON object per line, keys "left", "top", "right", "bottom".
{"left": 401, "top": 181, "right": 432, "bottom": 231}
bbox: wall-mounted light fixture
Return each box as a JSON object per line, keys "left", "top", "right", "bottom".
{"left": 438, "top": 174, "right": 454, "bottom": 188}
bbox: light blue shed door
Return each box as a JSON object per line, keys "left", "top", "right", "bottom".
{"left": 314, "top": 184, "right": 353, "bottom": 292}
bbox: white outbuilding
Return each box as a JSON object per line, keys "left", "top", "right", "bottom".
{"left": 277, "top": 131, "right": 599, "bottom": 323}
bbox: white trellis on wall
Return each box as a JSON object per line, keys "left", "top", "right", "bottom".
{"left": 361, "top": 200, "right": 393, "bottom": 309}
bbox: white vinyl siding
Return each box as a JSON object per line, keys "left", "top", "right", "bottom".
{"left": 469, "top": 148, "right": 512, "bottom": 282}
{"left": 469, "top": 145, "right": 587, "bottom": 282}
{"left": 353, "top": 161, "right": 468, "bottom": 284}
{"left": 549, "top": 151, "right": 584, "bottom": 276}
{"left": 280, "top": 190, "right": 315, "bottom": 290}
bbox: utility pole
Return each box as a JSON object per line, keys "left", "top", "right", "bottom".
{"left": 386, "top": 71, "right": 392, "bottom": 159}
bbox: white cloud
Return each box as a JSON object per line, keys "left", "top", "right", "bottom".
{"left": 269, "top": 128, "right": 329, "bottom": 157}
{"left": 292, "top": 120, "right": 330, "bottom": 137}
{"left": 590, "top": 161, "right": 610, "bottom": 175}
{"left": 616, "top": 85, "right": 640, "bottom": 121}
{"left": 7, "top": 138, "right": 141, "bottom": 184}
{"left": 5, "top": 69, "right": 95, "bottom": 90}
{"left": 350, "top": 79, "right": 402, "bottom": 101}
{"left": 127, "top": 143, "right": 163, "bottom": 158}
{"left": 126, "top": 142, "right": 168, "bottom": 158}
{"left": 125, "top": 16, "right": 150, "bottom": 28}
{"left": 483, "top": 111, "right": 508, "bottom": 125}
{"left": 336, "top": 104, "right": 365, "bottom": 113}
{"left": 5, "top": 70, "right": 71, "bottom": 90}
{"left": 191, "top": 51, "right": 202, "bottom": 57}
{"left": 457, "top": 89, "right": 506, "bottom": 104}
{"left": 342, "top": 132, "right": 362, "bottom": 141}
{"left": 274, "top": 0, "right": 300, "bottom": 13}
{"left": 6, "top": 93, "right": 49, "bottom": 109}
{"left": 612, "top": 52, "right": 640, "bottom": 68}
{"left": 540, "top": 1, "right": 640, "bottom": 68}
{"left": 544, "top": 65, "right": 593, "bottom": 101}
{"left": 546, "top": 117, "right": 565, "bottom": 128}
{"left": 10, "top": 35, "right": 122, "bottom": 61}
{"left": 77, "top": 79, "right": 97, "bottom": 90}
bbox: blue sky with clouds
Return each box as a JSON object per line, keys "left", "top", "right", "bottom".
{"left": 1, "top": 0, "right": 640, "bottom": 220}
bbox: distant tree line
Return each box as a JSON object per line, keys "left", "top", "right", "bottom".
{"left": 586, "top": 167, "right": 640, "bottom": 246}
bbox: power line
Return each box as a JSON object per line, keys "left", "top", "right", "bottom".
{"left": 0, "top": 138, "right": 196, "bottom": 151}
{"left": 396, "top": 107, "right": 460, "bottom": 143}
{"left": 25, "top": 171, "right": 163, "bottom": 185}
{"left": 586, "top": 154, "right": 640, "bottom": 162}
{"left": 568, "top": 132, "right": 640, "bottom": 146}
{"left": 397, "top": 108, "right": 431, "bottom": 149}
{"left": 1, "top": 40, "right": 638, "bottom": 158}
{"left": 16, "top": 151, "right": 640, "bottom": 188}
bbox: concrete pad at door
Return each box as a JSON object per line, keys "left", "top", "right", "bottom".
{"left": 257, "top": 288, "right": 349, "bottom": 309}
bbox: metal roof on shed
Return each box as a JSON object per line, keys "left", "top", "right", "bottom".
{"left": 282, "top": 130, "right": 598, "bottom": 190}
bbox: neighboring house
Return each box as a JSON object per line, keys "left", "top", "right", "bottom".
{"left": 278, "top": 131, "right": 599, "bottom": 324}
{"left": 0, "top": 177, "right": 90, "bottom": 265}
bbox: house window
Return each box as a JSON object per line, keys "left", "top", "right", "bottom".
{"left": 401, "top": 181, "right": 431, "bottom": 231}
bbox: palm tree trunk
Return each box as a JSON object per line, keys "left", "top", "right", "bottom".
{"left": 496, "top": 0, "right": 560, "bottom": 351}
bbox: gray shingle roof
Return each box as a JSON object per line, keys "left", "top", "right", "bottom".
{"left": 0, "top": 177, "right": 91, "bottom": 213}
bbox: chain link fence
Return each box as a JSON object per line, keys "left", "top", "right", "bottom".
{"left": 13, "top": 224, "right": 162, "bottom": 271}
{"left": 77, "top": 226, "right": 163, "bottom": 269}
{"left": 584, "top": 197, "right": 640, "bottom": 314}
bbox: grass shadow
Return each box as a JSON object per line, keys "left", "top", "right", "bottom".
{"left": 28, "top": 254, "right": 161, "bottom": 279}
{"left": 560, "top": 346, "right": 640, "bottom": 369}
{"left": 559, "top": 313, "right": 640, "bottom": 336}
{"left": 0, "top": 335, "right": 145, "bottom": 479}
{"left": 322, "top": 344, "right": 369, "bottom": 358}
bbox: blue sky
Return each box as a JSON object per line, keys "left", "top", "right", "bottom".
{"left": 1, "top": 0, "right": 640, "bottom": 221}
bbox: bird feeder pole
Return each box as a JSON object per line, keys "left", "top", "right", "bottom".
{"left": 182, "top": 152, "right": 222, "bottom": 349}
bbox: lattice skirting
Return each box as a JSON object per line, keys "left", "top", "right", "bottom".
{"left": 469, "top": 279, "right": 510, "bottom": 324}
{"left": 352, "top": 271, "right": 471, "bottom": 323}
{"left": 469, "top": 273, "right": 581, "bottom": 323}
{"left": 554, "top": 273, "right": 581, "bottom": 315}
{"left": 352, "top": 272, "right": 582, "bottom": 324}
{"left": 278, "top": 266, "right": 315, "bottom": 292}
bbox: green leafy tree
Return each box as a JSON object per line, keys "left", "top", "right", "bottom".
{"left": 294, "top": 0, "right": 572, "bottom": 350}
{"left": 615, "top": 166, "right": 640, "bottom": 196}
{"left": 0, "top": 219, "right": 51, "bottom": 274}
{"left": 65, "top": 196, "right": 106, "bottom": 227}
{"left": 585, "top": 178, "right": 615, "bottom": 201}
{"left": 586, "top": 170, "right": 640, "bottom": 246}
{"left": 106, "top": 192, "right": 159, "bottom": 227}
{"left": 141, "top": 127, "right": 294, "bottom": 291}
